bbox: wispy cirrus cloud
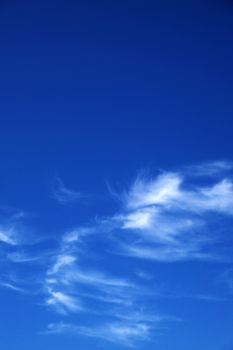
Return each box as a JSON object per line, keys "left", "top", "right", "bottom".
{"left": 1, "top": 161, "right": 233, "bottom": 347}
{"left": 44, "top": 248, "right": 140, "bottom": 311}
{"left": 7, "top": 251, "right": 42, "bottom": 263}
{"left": 52, "top": 177, "right": 83, "bottom": 205}
{"left": 46, "top": 289, "right": 83, "bottom": 314}
{"left": 41, "top": 227, "right": 161, "bottom": 346}
{"left": 45, "top": 320, "right": 152, "bottom": 347}
{"left": 184, "top": 160, "right": 233, "bottom": 177}
{"left": 39, "top": 161, "right": 233, "bottom": 345}
{"left": 113, "top": 163, "right": 233, "bottom": 262}
{"left": 0, "top": 280, "right": 25, "bottom": 293}
{"left": 0, "top": 227, "right": 18, "bottom": 245}
{"left": 0, "top": 213, "right": 27, "bottom": 239}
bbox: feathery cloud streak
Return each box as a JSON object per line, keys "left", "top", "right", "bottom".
{"left": 1, "top": 161, "right": 233, "bottom": 346}
{"left": 115, "top": 163, "right": 233, "bottom": 261}
{"left": 52, "top": 177, "right": 83, "bottom": 205}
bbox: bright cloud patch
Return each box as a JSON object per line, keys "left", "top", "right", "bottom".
{"left": 117, "top": 164, "right": 233, "bottom": 262}
{"left": 52, "top": 177, "right": 83, "bottom": 205}
{"left": 0, "top": 228, "right": 18, "bottom": 245}
{"left": 1, "top": 161, "right": 233, "bottom": 347}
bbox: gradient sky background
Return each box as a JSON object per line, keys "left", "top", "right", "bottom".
{"left": 1, "top": 1, "right": 233, "bottom": 349}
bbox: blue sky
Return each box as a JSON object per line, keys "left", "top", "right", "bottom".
{"left": 1, "top": 1, "right": 233, "bottom": 349}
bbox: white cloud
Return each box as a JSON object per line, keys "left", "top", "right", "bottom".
{"left": 124, "top": 171, "right": 233, "bottom": 215}
{"left": 123, "top": 244, "right": 210, "bottom": 262}
{"left": 46, "top": 289, "right": 82, "bottom": 314}
{"left": 185, "top": 161, "right": 233, "bottom": 177}
{"left": 121, "top": 207, "right": 156, "bottom": 230}
{"left": 125, "top": 173, "right": 182, "bottom": 210}
{"left": 46, "top": 257, "right": 136, "bottom": 306}
{"left": 63, "top": 268, "right": 134, "bottom": 289}
{"left": 120, "top": 208, "right": 198, "bottom": 243}
{"left": 2, "top": 160, "right": 233, "bottom": 346}
{"left": 0, "top": 281, "right": 25, "bottom": 293}
{"left": 48, "top": 254, "right": 76, "bottom": 275}
{"left": 44, "top": 235, "right": 138, "bottom": 320}
{"left": 7, "top": 252, "right": 41, "bottom": 263}
{"left": 116, "top": 164, "right": 233, "bottom": 261}
{"left": 0, "top": 228, "right": 17, "bottom": 245}
{"left": 42, "top": 161, "right": 233, "bottom": 346}
{"left": 46, "top": 321, "right": 151, "bottom": 347}
{"left": 52, "top": 177, "right": 83, "bottom": 205}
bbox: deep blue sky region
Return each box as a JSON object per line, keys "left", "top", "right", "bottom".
{"left": 1, "top": 1, "right": 233, "bottom": 350}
